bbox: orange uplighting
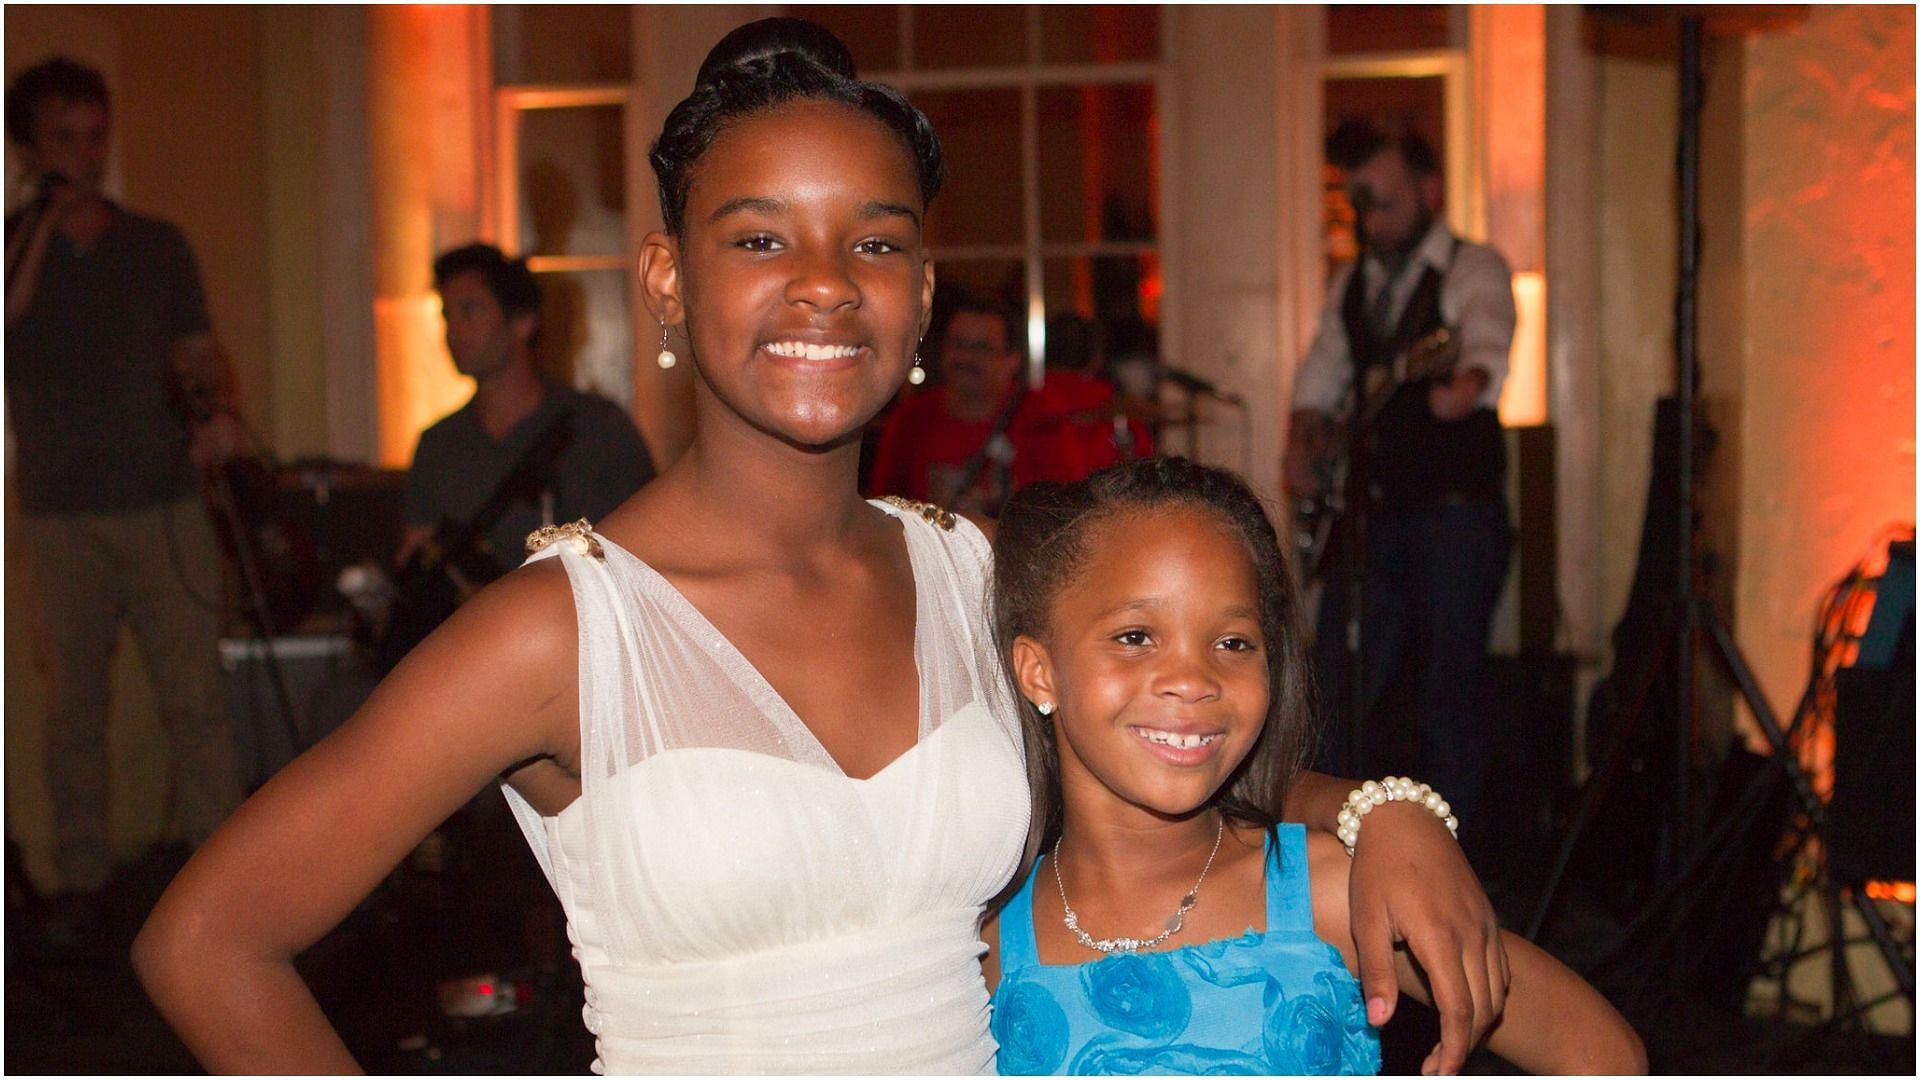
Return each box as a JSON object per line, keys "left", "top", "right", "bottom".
{"left": 1498, "top": 271, "right": 1548, "bottom": 427}
{"left": 1865, "top": 881, "right": 1917, "bottom": 904}
{"left": 374, "top": 293, "right": 468, "bottom": 467}
{"left": 368, "top": 4, "right": 485, "bottom": 468}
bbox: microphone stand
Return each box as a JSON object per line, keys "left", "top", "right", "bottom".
{"left": 178, "top": 384, "right": 306, "bottom": 779}
{"left": 1335, "top": 412, "right": 1373, "bottom": 779}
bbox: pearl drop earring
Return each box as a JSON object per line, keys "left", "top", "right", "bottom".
{"left": 657, "top": 324, "right": 677, "bottom": 370}
{"left": 907, "top": 352, "right": 926, "bottom": 386}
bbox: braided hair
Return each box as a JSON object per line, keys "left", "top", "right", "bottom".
{"left": 991, "top": 457, "right": 1318, "bottom": 869}
{"left": 649, "top": 18, "right": 945, "bottom": 237}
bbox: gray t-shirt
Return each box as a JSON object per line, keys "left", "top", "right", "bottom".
{"left": 405, "top": 383, "right": 655, "bottom": 574}
{"left": 5, "top": 205, "right": 211, "bottom": 512}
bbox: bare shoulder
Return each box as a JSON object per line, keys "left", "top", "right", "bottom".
{"left": 373, "top": 554, "right": 582, "bottom": 769}
{"left": 962, "top": 510, "right": 996, "bottom": 542}
{"left": 1303, "top": 829, "right": 1358, "bottom": 971}
{"left": 433, "top": 555, "right": 578, "bottom": 684}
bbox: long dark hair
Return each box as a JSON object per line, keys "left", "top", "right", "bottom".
{"left": 991, "top": 457, "right": 1318, "bottom": 883}
{"left": 649, "top": 18, "right": 945, "bottom": 237}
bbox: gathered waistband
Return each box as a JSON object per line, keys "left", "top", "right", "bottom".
{"left": 583, "top": 908, "right": 996, "bottom": 1075}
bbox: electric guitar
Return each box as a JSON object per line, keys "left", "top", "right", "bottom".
{"left": 1292, "top": 325, "right": 1461, "bottom": 581}
{"left": 374, "top": 410, "right": 574, "bottom": 673}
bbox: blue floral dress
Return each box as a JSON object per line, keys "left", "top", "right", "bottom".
{"left": 990, "top": 824, "right": 1381, "bottom": 1075}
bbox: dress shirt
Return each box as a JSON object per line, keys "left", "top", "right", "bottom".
{"left": 1294, "top": 219, "right": 1516, "bottom": 414}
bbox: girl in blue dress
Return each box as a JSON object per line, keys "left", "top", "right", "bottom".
{"left": 984, "top": 458, "right": 1646, "bottom": 1075}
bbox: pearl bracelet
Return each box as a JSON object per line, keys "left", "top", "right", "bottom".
{"left": 1335, "top": 775, "right": 1458, "bottom": 856}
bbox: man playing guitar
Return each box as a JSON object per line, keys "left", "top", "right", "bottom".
{"left": 376, "top": 244, "right": 656, "bottom": 678}
{"left": 1283, "top": 126, "right": 1516, "bottom": 858}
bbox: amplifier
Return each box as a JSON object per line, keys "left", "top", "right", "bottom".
{"left": 221, "top": 634, "right": 372, "bottom": 790}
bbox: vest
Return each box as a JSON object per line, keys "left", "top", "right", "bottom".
{"left": 1338, "top": 239, "right": 1505, "bottom": 508}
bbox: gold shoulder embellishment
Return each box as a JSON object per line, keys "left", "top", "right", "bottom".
{"left": 879, "top": 495, "right": 957, "bottom": 532}
{"left": 525, "top": 519, "right": 604, "bottom": 559}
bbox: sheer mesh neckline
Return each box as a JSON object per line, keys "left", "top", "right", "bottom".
{"left": 584, "top": 505, "right": 930, "bottom": 783}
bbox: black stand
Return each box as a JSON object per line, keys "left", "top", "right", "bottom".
{"left": 1334, "top": 439, "right": 1373, "bottom": 777}
{"left": 1528, "top": 15, "right": 1712, "bottom": 938}
{"left": 189, "top": 417, "right": 307, "bottom": 771}
{"left": 1527, "top": 15, "right": 1914, "bottom": 1027}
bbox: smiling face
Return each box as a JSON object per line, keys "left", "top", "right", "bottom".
{"left": 640, "top": 98, "right": 934, "bottom": 450}
{"left": 1013, "top": 505, "right": 1271, "bottom": 822}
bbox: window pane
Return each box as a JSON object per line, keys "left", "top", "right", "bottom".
{"left": 913, "top": 90, "right": 1023, "bottom": 247}
{"left": 518, "top": 106, "right": 628, "bottom": 258}
{"left": 1327, "top": 5, "right": 1453, "bottom": 55}
{"left": 1041, "top": 254, "right": 1159, "bottom": 371}
{"left": 913, "top": 5, "right": 1026, "bottom": 69}
{"left": 1037, "top": 84, "right": 1157, "bottom": 244}
{"left": 494, "top": 5, "right": 631, "bottom": 84}
{"left": 1041, "top": 5, "right": 1160, "bottom": 64}
{"left": 786, "top": 5, "right": 901, "bottom": 73}
{"left": 535, "top": 269, "right": 634, "bottom": 407}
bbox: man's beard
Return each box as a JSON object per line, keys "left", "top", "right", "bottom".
{"left": 1361, "top": 206, "right": 1435, "bottom": 272}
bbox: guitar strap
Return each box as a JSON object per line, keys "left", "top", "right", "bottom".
{"left": 953, "top": 381, "right": 1028, "bottom": 507}
{"left": 1339, "top": 233, "right": 1505, "bottom": 509}
{"left": 439, "top": 405, "right": 575, "bottom": 563}
{"left": 1339, "top": 233, "right": 1459, "bottom": 389}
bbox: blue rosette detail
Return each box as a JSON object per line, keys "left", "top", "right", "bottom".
{"left": 1180, "top": 931, "right": 1269, "bottom": 989}
{"left": 993, "top": 978, "right": 1071, "bottom": 1075}
{"left": 1261, "top": 977, "right": 1344, "bottom": 1075}
{"left": 1078, "top": 953, "right": 1193, "bottom": 1042}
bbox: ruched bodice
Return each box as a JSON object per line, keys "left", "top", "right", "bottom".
{"left": 501, "top": 502, "right": 1030, "bottom": 1073}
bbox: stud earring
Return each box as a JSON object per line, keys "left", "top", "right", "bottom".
{"left": 907, "top": 352, "right": 926, "bottom": 386}
{"left": 1036, "top": 701, "right": 1054, "bottom": 717}
{"left": 657, "top": 324, "right": 677, "bottom": 370}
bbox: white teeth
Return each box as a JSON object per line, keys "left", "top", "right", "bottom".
{"left": 1137, "top": 729, "right": 1218, "bottom": 751}
{"left": 764, "top": 341, "right": 861, "bottom": 360}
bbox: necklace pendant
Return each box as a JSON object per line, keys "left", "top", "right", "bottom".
{"left": 1052, "top": 816, "right": 1226, "bottom": 959}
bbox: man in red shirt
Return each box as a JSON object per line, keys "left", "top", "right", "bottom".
{"left": 869, "top": 293, "right": 1148, "bottom": 516}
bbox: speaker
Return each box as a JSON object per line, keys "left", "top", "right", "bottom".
{"left": 221, "top": 634, "right": 371, "bottom": 790}
{"left": 1827, "top": 613, "right": 1916, "bottom": 885}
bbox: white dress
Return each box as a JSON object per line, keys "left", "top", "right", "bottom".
{"left": 501, "top": 500, "right": 1030, "bottom": 1074}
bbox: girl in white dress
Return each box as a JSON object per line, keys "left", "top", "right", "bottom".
{"left": 134, "top": 18, "right": 1508, "bottom": 1074}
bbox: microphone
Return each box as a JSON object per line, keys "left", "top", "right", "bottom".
{"left": 1348, "top": 182, "right": 1375, "bottom": 218}
{"left": 1155, "top": 364, "right": 1244, "bottom": 406}
{"left": 6, "top": 172, "right": 69, "bottom": 282}
{"left": 21, "top": 171, "right": 68, "bottom": 218}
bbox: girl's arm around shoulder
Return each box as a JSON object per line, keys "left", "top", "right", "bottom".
{"left": 1288, "top": 774, "right": 1507, "bottom": 1074}
{"left": 132, "top": 559, "right": 582, "bottom": 1073}
{"left": 1303, "top": 831, "right": 1647, "bottom": 1075}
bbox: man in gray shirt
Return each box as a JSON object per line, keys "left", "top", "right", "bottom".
{"left": 401, "top": 243, "right": 654, "bottom": 592}
{"left": 5, "top": 57, "right": 244, "bottom": 905}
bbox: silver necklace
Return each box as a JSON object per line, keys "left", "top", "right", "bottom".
{"left": 1053, "top": 816, "right": 1225, "bottom": 955}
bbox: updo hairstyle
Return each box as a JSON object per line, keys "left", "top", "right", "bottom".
{"left": 649, "top": 18, "right": 946, "bottom": 236}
